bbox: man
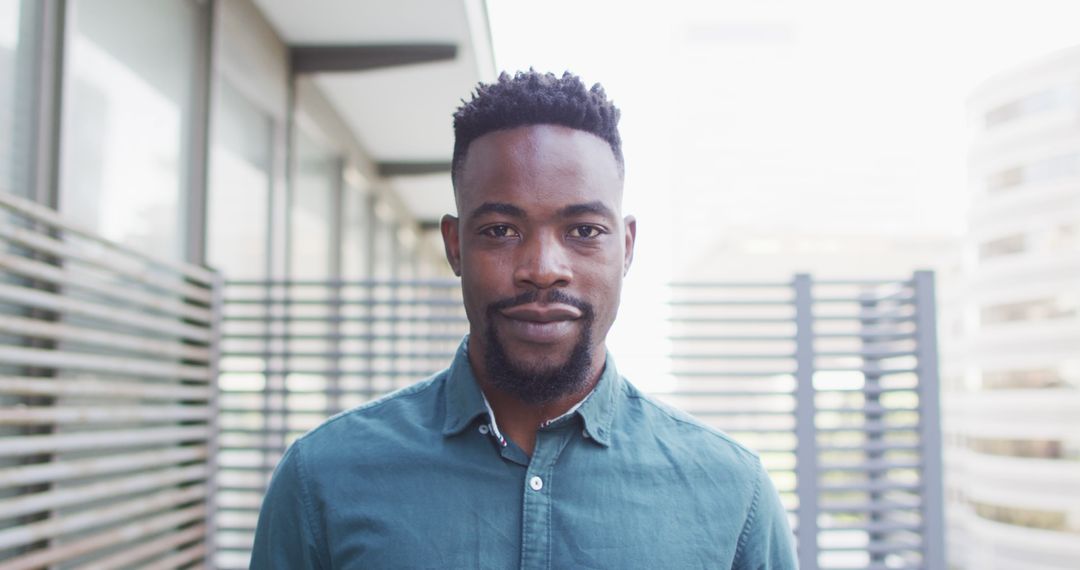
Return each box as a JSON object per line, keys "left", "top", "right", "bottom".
{"left": 252, "top": 71, "right": 797, "bottom": 569}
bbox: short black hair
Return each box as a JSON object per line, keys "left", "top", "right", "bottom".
{"left": 451, "top": 70, "right": 623, "bottom": 185}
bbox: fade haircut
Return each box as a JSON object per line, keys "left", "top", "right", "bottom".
{"left": 451, "top": 70, "right": 623, "bottom": 186}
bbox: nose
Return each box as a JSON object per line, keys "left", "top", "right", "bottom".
{"left": 514, "top": 231, "right": 572, "bottom": 289}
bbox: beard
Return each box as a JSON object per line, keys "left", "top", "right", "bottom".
{"left": 483, "top": 289, "right": 595, "bottom": 405}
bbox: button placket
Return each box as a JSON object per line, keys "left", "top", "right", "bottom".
{"left": 520, "top": 426, "right": 575, "bottom": 570}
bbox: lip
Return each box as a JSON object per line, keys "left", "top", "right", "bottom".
{"left": 497, "top": 303, "right": 582, "bottom": 344}
{"left": 499, "top": 303, "right": 583, "bottom": 322}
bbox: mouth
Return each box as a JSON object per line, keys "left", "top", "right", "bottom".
{"left": 497, "top": 303, "right": 583, "bottom": 344}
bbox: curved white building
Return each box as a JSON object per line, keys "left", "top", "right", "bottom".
{"left": 943, "top": 45, "right": 1080, "bottom": 570}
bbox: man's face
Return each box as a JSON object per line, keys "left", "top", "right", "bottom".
{"left": 442, "top": 125, "right": 636, "bottom": 403}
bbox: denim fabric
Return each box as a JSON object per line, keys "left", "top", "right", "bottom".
{"left": 251, "top": 338, "right": 797, "bottom": 569}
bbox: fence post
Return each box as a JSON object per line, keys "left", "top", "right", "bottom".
{"left": 793, "top": 273, "right": 818, "bottom": 569}
{"left": 204, "top": 270, "right": 225, "bottom": 567}
{"left": 913, "top": 270, "right": 947, "bottom": 569}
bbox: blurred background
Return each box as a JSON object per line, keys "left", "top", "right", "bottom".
{"left": 1, "top": 1, "right": 1078, "bottom": 569}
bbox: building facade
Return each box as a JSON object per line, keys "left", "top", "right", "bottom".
{"left": 941, "top": 45, "right": 1080, "bottom": 570}
{"left": 1, "top": 1, "right": 492, "bottom": 567}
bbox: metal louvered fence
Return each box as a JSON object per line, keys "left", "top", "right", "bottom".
{"left": 214, "top": 273, "right": 945, "bottom": 570}
{"left": 662, "top": 274, "right": 945, "bottom": 570}
{"left": 0, "top": 192, "right": 221, "bottom": 569}
{"left": 0, "top": 190, "right": 944, "bottom": 570}
{"left": 213, "top": 279, "right": 468, "bottom": 568}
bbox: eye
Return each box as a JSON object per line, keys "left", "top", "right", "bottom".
{"left": 569, "top": 225, "right": 605, "bottom": 239}
{"left": 480, "top": 224, "right": 520, "bottom": 239}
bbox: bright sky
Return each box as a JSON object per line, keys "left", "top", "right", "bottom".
{"left": 486, "top": 0, "right": 1080, "bottom": 386}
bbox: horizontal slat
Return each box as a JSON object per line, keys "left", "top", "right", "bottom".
{"left": 821, "top": 541, "right": 922, "bottom": 554}
{"left": 0, "top": 425, "right": 210, "bottom": 457}
{"left": 668, "top": 316, "right": 794, "bottom": 324}
{"left": 218, "top": 367, "right": 442, "bottom": 377}
{"left": 819, "top": 458, "right": 922, "bottom": 471}
{"left": 813, "top": 294, "right": 914, "bottom": 304}
{"left": 0, "top": 464, "right": 208, "bottom": 518}
{"left": 0, "top": 315, "right": 211, "bottom": 361}
{"left": 667, "top": 299, "right": 792, "bottom": 306}
{"left": 668, "top": 281, "right": 791, "bottom": 289}
{"left": 815, "top": 404, "right": 919, "bottom": 415}
{"left": 816, "top": 422, "right": 920, "bottom": 434}
{"left": 0, "top": 252, "right": 213, "bottom": 323}
{"left": 0, "top": 190, "right": 215, "bottom": 285}
{"left": 0, "top": 509, "right": 205, "bottom": 570}
{"left": 0, "top": 404, "right": 212, "bottom": 425}
{"left": 667, "top": 334, "right": 795, "bottom": 342}
{"left": 221, "top": 332, "right": 464, "bottom": 342}
{"left": 70, "top": 523, "right": 206, "bottom": 570}
{"left": 813, "top": 366, "right": 917, "bottom": 376}
{"left": 223, "top": 314, "right": 466, "bottom": 324}
{"left": 669, "top": 353, "right": 794, "bottom": 360}
{"left": 813, "top": 312, "right": 914, "bottom": 322}
{"left": 0, "top": 224, "right": 213, "bottom": 303}
{"left": 816, "top": 349, "right": 915, "bottom": 359}
{"left": 0, "top": 282, "right": 211, "bottom": 341}
{"left": 821, "top": 520, "right": 922, "bottom": 533}
{"left": 814, "top": 331, "right": 915, "bottom": 340}
{"left": 818, "top": 499, "right": 921, "bottom": 513}
{"left": 0, "top": 445, "right": 208, "bottom": 488}
{"left": 225, "top": 278, "right": 461, "bottom": 287}
{"left": 223, "top": 350, "right": 466, "bottom": 359}
{"left": 820, "top": 480, "right": 921, "bottom": 493}
{"left": 818, "top": 441, "right": 920, "bottom": 453}
{"left": 0, "top": 345, "right": 211, "bottom": 381}
{"left": 139, "top": 541, "right": 207, "bottom": 570}
{"left": 0, "top": 484, "right": 206, "bottom": 550}
{"left": 670, "top": 370, "right": 796, "bottom": 378}
{"left": 0, "top": 375, "right": 213, "bottom": 401}
{"left": 224, "top": 297, "right": 462, "bottom": 307}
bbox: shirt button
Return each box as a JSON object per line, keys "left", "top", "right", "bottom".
{"left": 478, "top": 424, "right": 490, "bottom": 435}
{"left": 529, "top": 476, "right": 543, "bottom": 491}
{"left": 582, "top": 429, "right": 590, "bottom": 439}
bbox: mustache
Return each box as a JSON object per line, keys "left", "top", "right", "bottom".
{"left": 487, "top": 289, "right": 592, "bottom": 316}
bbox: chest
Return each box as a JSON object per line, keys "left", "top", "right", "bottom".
{"left": 318, "top": 435, "right": 746, "bottom": 569}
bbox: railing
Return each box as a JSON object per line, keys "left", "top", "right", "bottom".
{"left": 216, "top": 272, "right": 945, "bottom": 570}
{"left": 664, "top": 274, "right": 945, "bottom": 570}
{"left": 0, "top": 192, "right": 222, "bottom": 569}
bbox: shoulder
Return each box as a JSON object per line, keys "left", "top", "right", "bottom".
{"left": 616, "top": 377, "right": 764, "bottom": 475}
{"left": 289, "top": 371, "right": 448, "bottom": 460}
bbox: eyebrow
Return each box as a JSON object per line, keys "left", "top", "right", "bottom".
{"left": 558, "top": 201, "right": 615, "bottom": 220}
{"left": 469, "top": 202, "right": 527, "bottom": 219}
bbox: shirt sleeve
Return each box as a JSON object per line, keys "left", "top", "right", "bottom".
{"left": 250, "top": 440, "right": 329, "bottom": 569}
{"left": 732, "top": 459, "right": 799, "bottom": 570}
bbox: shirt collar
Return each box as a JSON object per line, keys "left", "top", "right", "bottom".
{"left": 441, "top": 336, "right": 619, "bottom": 448}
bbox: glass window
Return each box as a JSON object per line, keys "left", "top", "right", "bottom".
{"left": 290, "top": 132, "right": 338, "bottom": 278}
{"left": 58, "top": 0, "right": 205, "bottom": 260}
{"left": 978, "top": 234, "right": 1026, "bottom": 261}
{"left": 966, "top": 437, "right": 1063, "bottom": 459}
{"left": 982, "top": 368, "right": 1067, "bottom": 390}
{"left": 981, "top": 298, "right": 1077, "bottom": 325}
{"left": 971, "top": 501, "right": 1068, "bottom": 532}
{"left": 0, "top": 0, "right": 39, "bottom": 198}
{"left": 207, "top": 79, "right": 272, "bottom": 279}
{"left": 987, "top": 153, "right": 1080, "bottom": 194}
{"left": 341, "top": 180, "right": 371, "bottom": 280}
{"left": 984, "top": 84, "right": 1078, "bottom": 129}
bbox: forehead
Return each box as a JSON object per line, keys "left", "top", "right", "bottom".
{"left": 455, "top": 125, "right": 623, "bottom": 216}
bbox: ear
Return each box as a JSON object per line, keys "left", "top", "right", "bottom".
{"left": 622, "top": 215, "right": 636, "bottom": 276}
{"left": 441, "top": 214, "right": 462, "bottom": 276}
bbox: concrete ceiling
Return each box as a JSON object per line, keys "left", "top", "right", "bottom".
{"left": 252, "top": 0, "right": 494, "bottom": 224}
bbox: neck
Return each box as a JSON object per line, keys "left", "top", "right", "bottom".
{"left": 469, "top": 346, "right": 604, "bottom": 456}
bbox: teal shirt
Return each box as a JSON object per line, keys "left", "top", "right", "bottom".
{"left": 251, "top": 339, "right": 797, "bottom": 569}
